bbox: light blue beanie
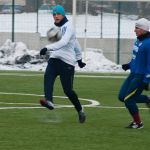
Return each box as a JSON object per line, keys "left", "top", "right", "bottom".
{"left": 52, "top": 5, "right": 65, "bottom": 16}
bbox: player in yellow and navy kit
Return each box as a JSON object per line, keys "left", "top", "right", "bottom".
{"left": 118, "top": 18, "right": 150, "bottom": 129}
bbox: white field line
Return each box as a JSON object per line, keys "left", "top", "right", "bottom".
{"left": 95, "top": 105, "right": 149, "bottom": 110}
{"left": 0, "top": 92, "right": 149, "bottom": 110}
{"left": 0, "top": 92, "right": 100, "bottom": 110}
{"left": 0, "top": 107, "right": 42, "bottom": 110}
{"left": 0, "top": 105, "right": 149, "bottom": 110}
{"left": 0, "top": 73, "right": 147, "bottom": 110}
{"left": 0, "top": 73, "right": 43, "bottom": 77}
{"left": 75, "top": 75, "right": 126, "bottom": 79}
{"left": 0, "top": 72, "right": 127, "bottom": 78}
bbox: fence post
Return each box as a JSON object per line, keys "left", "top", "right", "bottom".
{"left": 84, "top": 0, "right": 88, "bottom": 62}
{"left": 12, "top": 0, "right": 15, "bottom": 42}
{"left": 72, "top": 0, "right": 76, "bottom": 29}
{"left": 100, "top": 0, "right": 103, "bottom": 38}
{"left": 116, "top": 2, "right": 121, "bottom": 64}
{"left": 36, "top": 0, "right": 39, "bottom": 33}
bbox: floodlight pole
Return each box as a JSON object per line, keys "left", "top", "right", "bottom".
{"left": 72, "top": 0, "right": 76, "bottom": 29}
{"left": 84, "top": 0, "right": 88, "bottom": 62}
{"left": 12, "top": 0, "right": 15, "bottom": 42}
{"left": 36, "top": 0, "right": 39, "bottom": 33}
{"left": 117, "top": 2, "right": 121, "bottom": 64}
{"left": 100, "top": 0, "right": 103, "bottom": 38}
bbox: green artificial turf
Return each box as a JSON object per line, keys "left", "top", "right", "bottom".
{"left": 0, "top": 70, "right": 150, "bottom": 150}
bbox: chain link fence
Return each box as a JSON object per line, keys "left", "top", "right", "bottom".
{"left": 0, "top": 0, "right": 150, "bottom": 64}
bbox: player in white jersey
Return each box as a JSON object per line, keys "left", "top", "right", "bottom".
{"left": 40, "top": 5, "right": 86, "bottom": 123}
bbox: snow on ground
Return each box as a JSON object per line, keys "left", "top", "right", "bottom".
{"left": 0, "top": 39, "right": 124, "bottom": 73}
{"left": 0, "top": 12, "right": 138, "bottom": 72}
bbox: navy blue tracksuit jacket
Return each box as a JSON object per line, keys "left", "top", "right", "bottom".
{"left": 118, "top": 33, "right": 150, "bottom": 115}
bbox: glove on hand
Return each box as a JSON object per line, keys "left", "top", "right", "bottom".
{"left": 40, "top": 47, "right": 47, "bottom": 55}
{"left": 122, "top": 64, "right": 130, "bottom": 71}
{"left": 77, "top": 59, "right": 86, "bottom": 68}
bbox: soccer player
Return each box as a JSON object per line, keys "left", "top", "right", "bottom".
{"left": 118, "top": 18, "right": 150, "bottom": 129}
{"left": 40, "top": 5, "right": 86, "bottom": 123}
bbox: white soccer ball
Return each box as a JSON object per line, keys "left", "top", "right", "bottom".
{"left": 47, "top": 26, "right": 61, "bottom": 43}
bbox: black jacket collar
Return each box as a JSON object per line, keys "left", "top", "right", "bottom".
{"left": 54, "top": 16, "right": 68, "bottom": 27}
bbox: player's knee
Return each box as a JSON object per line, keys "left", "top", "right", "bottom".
{"left": 44, "top": 71, "right": 49, "bottom": 78}
{"left": 64, "top": 90, "right": 76, "bottom": 98}
{"left": 64, "top": 90, "right": 72, "bottom": 97}
{"left": 118, "top": 94, "right": 124, "bottom": 102}
{"left": 125, "top": 101, "right": 138, "bottom": 114}
{"left": 125, "top": 101, "right": 133, "bottom": 109}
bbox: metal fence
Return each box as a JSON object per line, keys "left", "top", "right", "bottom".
{"left": 0, "top": 0, "right": 150, "bottom": 64}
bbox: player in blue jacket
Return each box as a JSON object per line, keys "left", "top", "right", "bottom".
{"left": 39, "top": 5, "right": 86, "bottom": 123}
{"left": 118, "top": 18, "right": 150, "bottom": 129}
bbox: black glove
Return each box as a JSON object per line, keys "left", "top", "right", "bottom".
{"left": 77, "top": 59, "right": 86, "bottom": 68}
{"left": 40, "top": 47, "right": 47, "bottom": 55}
{"left": 144, "top": 83, "right": 149, "bottom": 91}
{"left": 122, "top": 64, "right": 130, "bottom": 71}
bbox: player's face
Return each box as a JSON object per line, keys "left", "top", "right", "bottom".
{"left": 134, "top": 27, "right": 147, "bottom": 37}
{"left": 53, "top": 13, "right": 64, "bottom": 23}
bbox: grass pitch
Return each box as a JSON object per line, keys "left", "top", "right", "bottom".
{"left": 0, "top": 70, "right": 150, "bottom": 150}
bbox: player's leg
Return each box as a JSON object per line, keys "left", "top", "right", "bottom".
{"left": 59, "top": 61, "right": 86, "bottom": 123}
{"left": 133, "top": 82, "right": 150, "bottom": 106}
{"left": 40, "top": 59, "right": 58, "bottom": 110}
{"left": 131, "top": 82, "right": 150, "bottom": 111}
{"left": 124, "top": 74, "right": 144, "bottom": 128}
{"left": 118, "top": 73, "right": 133, "bottom": 102}
{"left": 44, "top": 60, "right": 57, "bottom": 102}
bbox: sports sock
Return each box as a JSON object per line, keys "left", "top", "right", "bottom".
{"left": 132, "top": 113, "right": 141, "bottom": 124}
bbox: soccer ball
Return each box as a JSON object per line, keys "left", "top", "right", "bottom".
{"left": 47, "top": 26, "right": 61, "bottom": 43}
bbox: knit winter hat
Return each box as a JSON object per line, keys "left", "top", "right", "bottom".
{"left": 52, "top": 5, "right": 65, "bottom": 16}
{"left": 135, "top": 18, "right": 150, "bottom": 31}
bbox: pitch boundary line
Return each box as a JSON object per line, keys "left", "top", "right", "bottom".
{"left": 0, "top": 72, "right": 127, "bottom": 79}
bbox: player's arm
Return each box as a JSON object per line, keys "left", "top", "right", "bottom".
{"left": 74, "top": 39, "right": 82, "bottom": 61}
{"left": 144, "top": 44, "right": 150, "bottom": 83}
{"left": 74, "top": 39, "right": 86, "bottom": 68}
{"left": 45, "top": 24, "right": 73, "bottom": 51}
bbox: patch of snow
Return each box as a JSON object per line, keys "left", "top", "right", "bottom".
{"left": 0, "top": 40, "right": 124, "bottom": 73}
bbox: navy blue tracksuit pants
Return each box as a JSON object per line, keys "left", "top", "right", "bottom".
{"left": 44, "top": 58, "right": 82, "bottom": 112}
{"left": 118, "top": 73, "right": 148, "bottom": 115}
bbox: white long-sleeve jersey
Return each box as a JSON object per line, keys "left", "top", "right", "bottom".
{"left": 45, "top": 21, "right": 82, "bottom": 66}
